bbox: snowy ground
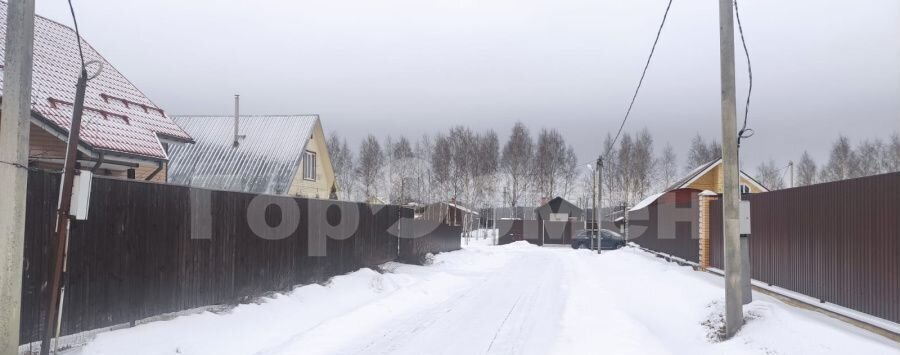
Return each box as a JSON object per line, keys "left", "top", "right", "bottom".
{"left": 68, "top": 232, "right": 898, "bottom": 355}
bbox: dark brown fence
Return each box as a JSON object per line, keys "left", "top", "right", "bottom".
{"left": 709, "top": 173, "right": 900, "bottom": 324}
{"left": 497, "top": 220, "right": 582, "bottom": 246}
{"left": 19, "top": 170, "right": 453, "bottom": 345}
{"left": 627, "top": 189, "right": 701, "bottom": 262}
{"left": 398, "top": 219, "right": 462, "bottom": 264}
{"left": 498, "top": 220, "right": 541, "bottom": 245}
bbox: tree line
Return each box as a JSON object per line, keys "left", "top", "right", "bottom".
{"left": 328, "top": 126, "right": 900, "bottom": 210}
{"left": 755, "top": 133, "right": 900, "bottom": 189}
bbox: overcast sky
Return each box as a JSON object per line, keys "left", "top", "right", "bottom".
{"left": 36, "top": 0, "right": 899, "bottom": 172}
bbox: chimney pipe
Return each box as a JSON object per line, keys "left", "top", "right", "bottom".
{"left": 233, "top": 94, "right": 240, "bottom": 147}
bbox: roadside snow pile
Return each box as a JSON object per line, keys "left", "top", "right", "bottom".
{"left": 553, "top": 247, "right": 899, "bottom": 355}
{"left": 72, "top": 241, "right": 516, "bottom": 355}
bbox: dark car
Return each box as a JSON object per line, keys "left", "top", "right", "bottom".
{"left": 571, "top": 229, "right": 625, "bottom": 250}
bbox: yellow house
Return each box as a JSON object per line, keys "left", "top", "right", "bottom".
{"left": 167, "top": 115, "right": 337, "bottom": 199}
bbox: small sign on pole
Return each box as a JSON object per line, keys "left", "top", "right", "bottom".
{"left": 67, "top": 170, "right": 93, "bottom": 220}
{"left": 739, "top": 200, "right": 751, "bottom": 236}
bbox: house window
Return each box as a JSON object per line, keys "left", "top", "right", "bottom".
{"left": 303, "top": 151, "right": 316, "bottom": 181}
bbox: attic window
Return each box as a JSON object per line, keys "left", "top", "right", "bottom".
{"left": 303, "top": 151, "right": 316, "bottom": 181}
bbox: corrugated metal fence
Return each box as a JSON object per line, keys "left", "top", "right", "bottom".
{"left": 627, "top": 189, "right": 701, "bottom": 263}
{"left": 20, "top": 170, "right": 457, "bottom": 345}
{"left": 709, "top": 173, "right": 900, "bottom": 324}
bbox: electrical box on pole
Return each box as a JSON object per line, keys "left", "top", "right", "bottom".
{"left": 739, "top": 200, "right": 751, "bottom": 236}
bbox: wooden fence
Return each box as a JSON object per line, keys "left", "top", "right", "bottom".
{"left": 19, "top": 170, "right": 455, "bottom": 345}
{"left": 709, "top": 173, "right": 900, "bottom": 324}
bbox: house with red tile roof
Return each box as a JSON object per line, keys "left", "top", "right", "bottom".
{"left": 0, "top": 3, "right": 193, "bottom": 181}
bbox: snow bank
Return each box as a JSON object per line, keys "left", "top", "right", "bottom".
{"left": 552, "top": 247, "right": 899, "bottom": 355}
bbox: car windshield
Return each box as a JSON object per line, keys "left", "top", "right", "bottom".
{"left": 602, "top": 230, "right": 623, "bottom": 239}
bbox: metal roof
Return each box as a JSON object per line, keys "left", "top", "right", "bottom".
{"left": 0, "top": 4, "right": 193, "bottom": 161}
{"left": 167, "top": 115, "right": 319, "bottom": 195}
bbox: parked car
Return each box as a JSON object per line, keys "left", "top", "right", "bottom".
{"left": 571, "top": 229, "right": 625, "bottom": 250}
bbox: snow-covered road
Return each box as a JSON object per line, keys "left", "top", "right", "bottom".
{"left": 72, "top": 237, "right": 899, "bottom": 355}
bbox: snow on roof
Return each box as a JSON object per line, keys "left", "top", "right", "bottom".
{"left": 0, "top": 4, "right": 192, "bottom": 161}
{"left": 699, "top": 190, "right": 718, "bottom": 196}
{"left": 629, "top": 192, "right": 666, "bottom": 212}
{"left": 447, "top": 202, "right": 480, "bottom": 215}
{"left": 167, "top": 115, "right": 318, "bottom": 195}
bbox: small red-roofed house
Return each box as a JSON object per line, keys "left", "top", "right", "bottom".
{"left": 0, "top": 3, "right": 193, "bottom": 182}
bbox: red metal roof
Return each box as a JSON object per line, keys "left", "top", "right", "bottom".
{"left": 0, "top": 3, "right": 193, "bottom": 161}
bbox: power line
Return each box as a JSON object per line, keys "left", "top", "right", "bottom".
{"left": 605, "top": 0, "right": 674, "bottom": 156}
{"left": 734, "top": 0, "right": 753, "bottom": 146}
{"left": 68, "top": 0, "right": 85, "bottom": 69}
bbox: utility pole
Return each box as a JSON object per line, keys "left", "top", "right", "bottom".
{"left": 42, "top": 67, "right": 88, "bottom": 354}
{"left": 718, "top": 0, "right": 744, "bottom": 338}
{"left": 788, "top": 160, "right": 794, "bottom": 188}
{"left": 590, "top": 166, "right": 596, "bottom": 250}
{"left": 0, "top": 0, "right": 35, "bottom": 352}
{"left": 595, "top": 157, "right": 602, "bottom": 255}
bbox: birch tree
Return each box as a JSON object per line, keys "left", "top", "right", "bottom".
{"left": 819, "top": 135, "right": 856, "bottom": 182}
{"left": 534, "top": 128, "right": 568, "bottom": 199}
{"left": 755, "top": 159, "right": 785, "bottom": 190}
{"left": 685, "top": 133, "right": 720, "bottom": 171}
{"left": 796, "top": 151, "right": 817, "bottom": 186}
{"left": 500, "top": 122, "right": 534, "bottom": 208}
{"left": 326, "top": 132, "right": 354, "bottom": 200}
{"left": 658, "top": 142, "right": 678, "bottom": 188}
{"left": 356, "top": 135, "right": 384, "bottom": 202}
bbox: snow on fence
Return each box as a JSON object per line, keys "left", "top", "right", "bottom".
{"left": 18, "top": 170, "right": 457, "bottom": 345}
{"left": 708, "top": 172, "right": 900, "bottom": 324}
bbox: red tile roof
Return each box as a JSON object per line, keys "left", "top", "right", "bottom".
{"left": 0, "top": 3, "right": 193, "bottom": 161}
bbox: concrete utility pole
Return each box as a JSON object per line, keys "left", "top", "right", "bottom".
{"left": 788, "top": 160, "right": 794, "bottom": 188}
{"left": 595, "top": 157, "right": 602, "bottom": 255}
{"left": 590, "top": 165, "right": 596, "bottom": 250}
{"left": 0, "top": 0, "right": 36, "bottom": 352}
{"left": 718, "top": 0, "right": 744, "bottom": 338}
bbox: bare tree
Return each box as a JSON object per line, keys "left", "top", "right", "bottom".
{"left": 500, "top": 122, "right": 534, "bottom": 208}
{"left": 389, "top": 136, "right": 415, "bottom": 204}
{"left": 431, "top": 133, "right": 453, "bottom": 199}
{"left": 658, "top": 142, "right": 678, "bottom": 188}
{"left": 326, "top": 132, "right": 354, "bottom": 200}
{"left": 685, "top": 133, "right": 719, "bottom": 171}
{"left": 534, "top": 128, "right": 568, "bottom": 199}
{"left": 755, "top": 159, "right": 785, "bottom": 190}
{"left": 886, "top": 132, "right": 900, "bottom": 173}
{"left": 855, "top": 139, "right": 885, "bottom": 177}
{"left": 600, "top": 133, "right": 621, "bottom": 207}
{"left": 559, "top": 146, "right": 580, "bottom": 201}
{"left": 470, "top": 130, "right": 500, "bottom": 209}
{"left": 819, "top": 135, "right": 856, "bottom": 182}
{"left": 412, "top": 134, "right": 434, "bottom": 203}
{"left": 796, "top": 151, "right": 817, "bottom": 186}
{"left": 356, "top": 135, "right": 384, "bottom": 202}
{"left": 630, "top": 129, "right": 655, "bottom": 203}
